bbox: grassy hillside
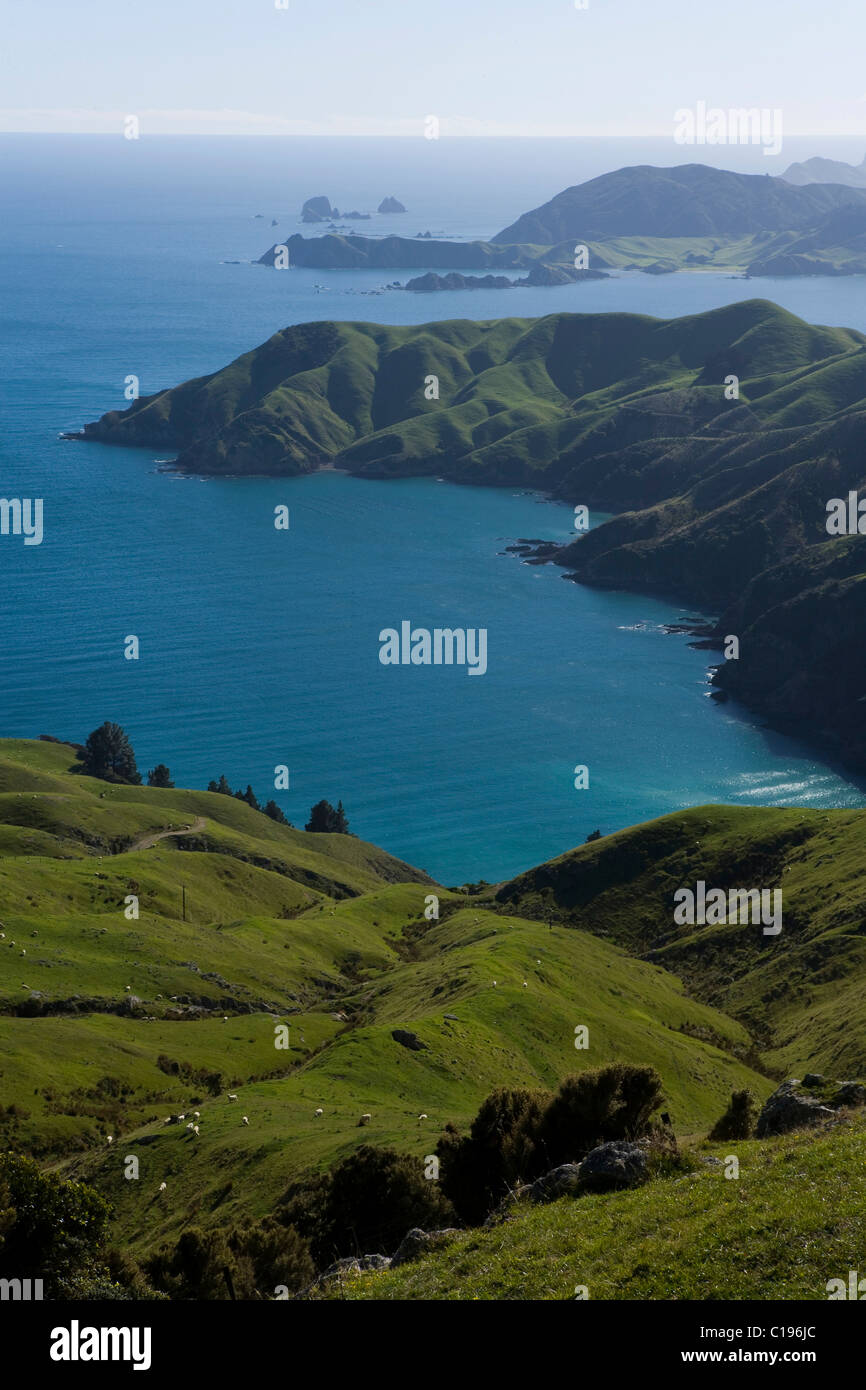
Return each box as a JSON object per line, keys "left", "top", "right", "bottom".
{"left": 0, "top": 739, "right": 781, "bottom": 1261}
{"left": 493, "top": 803, "right": 866, "bottom": 1079}
{"left": 332, "top": 1114, "right": 866, "bottom": 1300}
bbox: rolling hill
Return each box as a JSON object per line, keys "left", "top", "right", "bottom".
{"left": 0, "top": 737, "right": 791, "bottom": 1263}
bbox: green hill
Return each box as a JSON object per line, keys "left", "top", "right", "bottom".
{"left": 70, "top": 300, "right": 866, "bottom": 771}
{"left": 0, "top": 739, "right": 779, "bottom": 1261}
{"left": 492, "top": 163, "right": 866, "bottom": 244}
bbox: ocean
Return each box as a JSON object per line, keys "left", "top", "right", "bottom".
{"left": 2, "top": 133, "right": 866, "bottom": 882}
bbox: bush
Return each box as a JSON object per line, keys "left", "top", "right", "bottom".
{"left": 708, "top": 1089, "right": 757, "bottom": 1142}
{"left": 437, "top": 1065, "right": 665, "bottom": 1223}
{"left": 437, "top": 1088, "right": 550, "bottom": 1224}
{"left": 537, "top": 1064, "right": 664, "bottom": 1168}
{"left": 281, "top": 1145, "right": 455, "bottom": 1267}
{"left": 229, "top": 1218, "right": 314, "bottom": 1297}
{"left": 0, "top": 1151, "right": 112, "bottom": 1295}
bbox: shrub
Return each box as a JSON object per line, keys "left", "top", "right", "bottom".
{"left": 281, "top": 1145, "right": 455, "bottom": 1267}
{"left": 537, "top": 1064, "right": 664, "bottom": 1168}
{"left": 709, "top": 1089, "right": 757, "bottom": 1142}
{"left": 0, "top": 1151, "right": 112, "bottom": 1295}
{"left": 437, "top": 1087, "right": 550, "bottom": 1224}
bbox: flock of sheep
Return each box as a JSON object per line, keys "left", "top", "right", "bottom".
{"left": 142, "top": 1095, "right": 432, "bottom": 1196}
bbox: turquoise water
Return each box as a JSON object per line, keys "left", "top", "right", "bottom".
{"left": 2, "top": 136, "right": 866, "bottom": 882}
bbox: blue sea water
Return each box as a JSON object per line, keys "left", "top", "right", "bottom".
{"left": 2, "top": 134, "right": 866, "bottom": 883}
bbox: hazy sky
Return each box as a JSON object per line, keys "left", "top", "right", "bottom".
{"left": 2, "top": 0, "right": 864, "bottom": 138}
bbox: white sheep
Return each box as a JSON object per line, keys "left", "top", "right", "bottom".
{"left": 492, "top": 980, "right": 497, "bottom": 987}
{"left": 158, "top": 1181, "right": 167, "bottom": 1192}
{"left": 106, "top": 1136, "right": 114, "bottom": 1145}
{"left": 192, "top": 1125, "right": 199, "bottom": 1135}
{"left": 163, "top": 1117, "right": 172, "bottom": 1125}
{"left": 522, "top": 980, "right": 528, "bottom": 987}
{"left": 314, "top": 1107, "right": 324, "bottom": 1117}
{"left": 177, "top": 1114, "right": 185, "bottom": 1121}
{"left": 227, "top": 1093, "right": 238, "bottom": 1101}
{"left": 418, "top": 1113, "right": 428, "bottom": 1121}
{"left": 242, "top": 1116, "right": 249, "bottom": 1125}
{"left": 125, "top": 985, "right": 131, "bottom": 992}
{"left": 186, "top": 1122, "right": 194, "bottom": 1130}
{"left": 358, "top": 1113, "right": 372, "bottom": 1126}
{"left": 193, "top": 1111, "right": 200, "bottom": 1119}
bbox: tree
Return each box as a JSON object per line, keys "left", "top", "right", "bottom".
{"left": 264, "top": 800, "right": 289, "bottom": 825}
{"left": 0, "top": 1152, "right": 112, "bottom": 1296}
{"left": 209, "top": 775, "right": 232, "bottom": 796}
{"left": 585, "top": 829, "right": 601, "bottom": 842}
{"left": 241, "top": 785, "right": 260, "bottom": 811}
{"left": 81, "top": 722, "right": 141, "bottom": 784}
{"left": 305, "top": 799, "right": 350, "bottom": 834}
{"left": 147, "top": 764, "right": 174, "bottom": 788}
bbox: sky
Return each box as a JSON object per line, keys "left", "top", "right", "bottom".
{"left": 1, "top": 0, "right": 865, "bottom": 138}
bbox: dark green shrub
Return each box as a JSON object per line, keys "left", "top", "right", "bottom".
{"left": 537, "top": 1064, "right": 664, "bottom": 1167}
{"left": 0, "top": 1151, "right": 111, "bottom": 1295}
{"left": 281, "top": 1145, "right": 455, "bottom": 1266}
{"left": 437, "top": 1087, "right": 551, "bottom": 1224}
{"left": 708, "top": 1089, "right": 757, "bottom": 1142}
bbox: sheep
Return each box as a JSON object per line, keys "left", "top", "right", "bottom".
{"left": 418, "top": 1113, "right": 428, "bottom": 1121}
{"left": 106, "top": 1136, "right": 114, "bottom": 1145}
{"left": 186, "top": 1122, "right": 194, "bottom": 1130}
{"left": 177, "top": 1114, "right": 185, "bottom": 1121}
{"left": 125, "top": 985, "right": 131, "bottom": 992}
{"left": 242, "top": 1116, "right": 249, "bottom": 1125}
{"left": 0, "top": 932, "right": 5, "bottom": 939}
{"left": 522, "top": 980, "right": 528, "bottom": 988}
{"left": 227, "top": 1093, "right": 238, "bottom": 1101}
{"left": 158, "top": 1181, "right": 167, "bottom": 1192}
{"left": 314, "top": 1107, "right": 324, "bottom": 1117}
{"left": 192, "top": 1125, "right": 199, "bottom": 1136}
{"left": 163, "top": 1117, "right": 172, "bottom": 1125}
{"left": 492, "top": 980, "right": 497, "bottom": 987}
{"left": 19, "top": 949, "right": 25, "bottom": 956}
{"left": 193, "top": 1111, "right": 200, "bottom": 1119}
{"left": 358, "top": 1113, "right": 372, "bottom": 1127}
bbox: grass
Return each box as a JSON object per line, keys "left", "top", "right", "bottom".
{"left": 332, "top": 1114, "right": 866, "bottom": 1300}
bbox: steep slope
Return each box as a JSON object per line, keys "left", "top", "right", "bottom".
{"left": 493, "top": 804, "right": 866, "bottom": 1079}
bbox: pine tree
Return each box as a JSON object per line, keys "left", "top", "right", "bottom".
{"left": 264, "top": 800, "right": 289, "bottom": 825}
{"left": 81, "top": 722, "right": 141, "bottom": 785}
{"left": 333, "top": 800, "right": 350, "bottom": 834}
{"left": 242, "top": 785, "right": 260, "bottom": 811}
{"left": 147, "top": 764, "right": 174, "bottom": 788}
{"left": 215, "top": 776, "right": 233, "bottom": 796}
